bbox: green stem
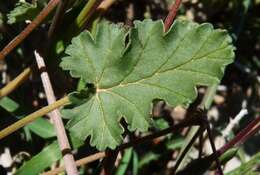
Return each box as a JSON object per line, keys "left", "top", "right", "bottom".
{"left": 0, "top": 67, "right": 32, "bottom": 98}
{"left": 66, "top": 0, "right": 103, "bottom": 37}
{"left": 199, "top": 84, "right": 218, "bottom": 110}
{"left": 0, "top": 96, "right": 70, "bottom": 139}
{"left": 76, "top": 0, "right": 103, "bottom": 28}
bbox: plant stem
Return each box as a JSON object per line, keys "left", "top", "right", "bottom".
{"left": 171, "top": 127, "right": 203, "bottom": 175}
{"left": 42, "top": 116, "right": 203, "bottom": 175}
{"left": 76, "top": 0, "right": 103, "bottom": 29}
{"left": 198, "top": 131, "right": 204, "bottom": 159}
{"left": 218, "top": 116, "right": 260, "bottom": 155}
{"left": 48, "top": 0, "right": 70, "bottom": 40}
{"left": 34, "top": 51, "right": 78, "bottom": 175}
{"left": 164, "top": 0, "right": 182, "bottom": 32}
{"left": 222, "top": 109, "right": 248, "bottom": 138}
{"left": 199, "top": 84, "right": 218, "bottom": 110}
{"left": 0, "top": 67, "right": 32, "bottom": 98}
{"left": 206, "top": 124, "right": 223, "bottom": 175}
{"left": 175, "top": 83, "right": 218, "bottom": 171}
{"left": 65, "top": 0, "right": 103, "bottom": 37}
{"left": 0, "top": 0, "right": 60, "bottom": 60}
{"left": 98, "top": 0, "right": 116, "bottom": 12}
{"left": 0, "top": 96, "right": 70, "bottom": 139}
{"left": 89, "top": 0, "right": 116, "bottom": 26}
{"left": 43, "top": 152, "right": 106, "bottom": 175}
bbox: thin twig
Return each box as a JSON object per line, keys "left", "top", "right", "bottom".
{"left": 42, "top": 115, "right": 260, "bottom": 175}
{"left": 34, "top": 51, "right": 78, "bottom": 175}
{"left": 98, "top": 0, "right": 116, "bottom": 12}
{"left": 0, "top": 0, "right": 60, "bottom": 60}
{"left": 218, "top": 116, "right": 260, "bottom": 155}
{"left": 48, "top": 0, "right": 70, "bottom": 41}
{"left": 43, "top": 152, "right": 106, "bottom": 175}
{"left": 164, "top": 0, "right": 182, "bottom": 32}
{"left": 205, "top": 124, "right": 223, "bottom": 175}
{"left": 171, "top": 127, "right": 203, "bottom": 175}
{"left": 175, "top": 83, "right": 218, "bottom": 171}
{"left": 198, "top": 130, "right": 204, "bottom": 159}
{"left": 222, "top": 109, "right": 248, "bottom": 138}
{"left": 43, "top": 116, "right": 203, "bottom": 175}
{"left": 0, "top": 67, "right": 32, "bottom": 98}
{"left": 76, "top": 0, "right": 104, "bottom": 29}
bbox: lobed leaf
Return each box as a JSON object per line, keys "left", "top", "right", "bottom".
{"left": 60, "top": 19, "right": 235, "bottom": 150}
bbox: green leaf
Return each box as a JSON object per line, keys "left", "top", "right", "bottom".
{"left": 166, "top": 135, "right": 185, "bottom": 150}
{"left": 115, "top": 148, "right": 133, "bottom": 175}
{"left": 154, "top": 118, "right": 170, "bottom": 130}
{"left": 27, "top": 118, "right": 56, "bottom": 139}
{"left": 15, "top": 134, "right": 83, "bottom": 175}
{"left": 16, "top": 141, "right": 61, "bottom": 175}
{"left": 132, "top": 151, "right": 139, "bottom": 175}
{"left": 138, "top": 152, "right": 160, "bottom": 169}
{"left": 60, "top": 19, "right": 235, "bottom": 150}
{"left": 226, "top": 152, "right": 260, "bottom": 175}
{"left": 0, "top": 97, "right": 19, "bottom": 113}
{"left": 7, "top": 1, "right": 44, "bottom": 24}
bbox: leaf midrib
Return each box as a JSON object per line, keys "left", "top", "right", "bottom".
{"left": 96, "top": 94, "right": 120, "bottom": 145}
{"left": 117, "top": 24, "right": 160, "bottom": 85}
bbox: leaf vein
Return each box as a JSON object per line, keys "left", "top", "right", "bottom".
{"left": 96, "top": 94, "right": 119, "bottom": 144}
{"left": 118, "top": 24, "right": 159, "bottom": 84}
{"left": 105, "top": 90, "right": 145, "bottom": 119}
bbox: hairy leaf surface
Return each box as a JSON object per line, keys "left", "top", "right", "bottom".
{"left": 60, "top": 19, "right": 235, "bottom": 150}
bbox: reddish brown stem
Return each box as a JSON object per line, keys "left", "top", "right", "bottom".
{"left": 164, "top": 0, "right": 182, "bottom": 32}
{"left": 0, "top": 0, "right": 60, "bottom": 60}
{"left": 218, "top": 117, "right": 260, "bottom": 155}
{"left": 206, "top": 124, "right": 223, "bottom": 175}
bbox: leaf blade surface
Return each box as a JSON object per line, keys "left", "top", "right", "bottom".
{"left": 61, "top": 19, "right": 235, "bottom": 150}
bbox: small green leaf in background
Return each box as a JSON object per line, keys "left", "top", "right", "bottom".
{"left": 15, "top": 133, "right": 83, "bottom": 175}
{"left": 0, "top": 96, "right": 19, "bottom": 113}
{"left": 138, "top": 152, "right": 160, "bottom": 169}
{"left": 7, "top": 1, "right": 45, "bottom": 24}
{"left": 15, "top": 141, "right": 61, "bottom": 175}
{"left": 166, "top": 135, "right": 185, "bottom": 150}
{"left": 26, "top": 118, "right": 56, "bottom": 139}
{"left": 115, "top": 148, "right": 133, "bottom": 175}
{"left": 60, "top": 19, "right": 235, "bottom": 150}
{"left": 132, "top": 151, "right": 139, "bottom": 175}
{"left": 226, "top": 152, "right": 260, "bottom": 175}
{"left": 154, "top": 118, "right": 170, "bottom": 130}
